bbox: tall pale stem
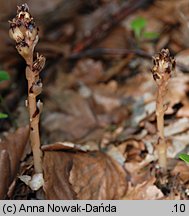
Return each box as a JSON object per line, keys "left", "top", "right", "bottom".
{"left": 26, "top": 55, "right": 42, "bottom": 173}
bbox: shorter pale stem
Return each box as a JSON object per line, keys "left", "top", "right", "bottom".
{"left": 152, "top": 49, "right": 175, "bottom": 173}
{"left": 156, "top": 84, "right": 167, "bottom": 172}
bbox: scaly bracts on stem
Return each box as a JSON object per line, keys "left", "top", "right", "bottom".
{"left": 9, "top": 4, "right": 45, "bottom": 189}
{"left": 151, "top": 49, "right": 175, "bottom": 172}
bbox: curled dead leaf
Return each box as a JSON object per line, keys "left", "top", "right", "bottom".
{"left": 171, "top": 161, "right": 189, "bottom": 183}
{"left": 0, "top": 126, "right": 29, "bottom": 199}
{"left": 42, "top": 142, "right": 87, "bottom": 152}
{"left": 69, "top": 151, "right": 127, "bottom": 200}
{"left": 165, "top": 118, "right": 189, "bottom": 137}
{"left": 43, "top": 149, "right": 127, "bottom": 200}
{"left": 72, "top": 58, "right": 104, "bottom": 85}
{"left": 43, "top": 90, "right": 97, "bottom": 141}
{"left": 43, "top": 151, "right": 76, "bottom": 200}
{"left": 123, "top": 177, "right": 164, "bottom": 200}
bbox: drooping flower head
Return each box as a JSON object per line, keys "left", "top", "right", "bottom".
{"left": 151, "top": 49, "right": 176, "bottom": 86}
{"left": 9, "top": 3, "right": 39, "bottom": 61}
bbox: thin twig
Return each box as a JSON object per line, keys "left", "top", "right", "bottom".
{"left": 69, "top": 48, "right": 151, "bottom": 59}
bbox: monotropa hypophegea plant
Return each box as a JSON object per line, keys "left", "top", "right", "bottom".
{"left": 9, "top": 3, "right": 45, "bottom": 190}
{"left": 151, "top": 49, "right": 175, "bottom": 173}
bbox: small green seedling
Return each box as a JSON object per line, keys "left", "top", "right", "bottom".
{"left": 130, "top": 16, "right": 159, "bottom": 42}
{"left": 179, "top": 154, "right": 189, "bottom": 163}
{"left": 0, "top": 70, "right": 10, "bottom": 82}
{"left": 0, "top": 70, "right": 10, "bottom": 119}
{"left": 0, "top": 113, "right": 8, "bottom": 118}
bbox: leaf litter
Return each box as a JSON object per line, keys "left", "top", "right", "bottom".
{"left": 1, "top": 0, "right": 189, "bottom": 199}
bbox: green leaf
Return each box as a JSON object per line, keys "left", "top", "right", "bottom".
{"left": 131, "top": 17, "right": 147, "bottom": 38}
{"left": 0, "top": 112, "right": 8, "bottom": 119}
{"left": 179, "top": 154, "right": 189, "bottom": 163}
{"left": 0, "top": 70, "right": 10, "bottom": 82}
{"left": 143, "top": 32, "right": 159, "bottom": 40}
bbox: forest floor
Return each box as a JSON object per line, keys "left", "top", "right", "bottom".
{"left": 0, "top": 0, "right": 189, "bottom": 200}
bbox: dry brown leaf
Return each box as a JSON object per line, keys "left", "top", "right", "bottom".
{"left": 125, "top": 140, "right": 146, "bottom": 162}
{"left": 43, "top": 90, "right": 97, "bottom": 140}
{"left": 75, "top": 2, "right": 119, "bottom": 41}
{"left": 92, "top": 85, "right": 121, "bottom": 113}
{"left": 164, "top": 118, "right": 189, "bottom": 137}
{"left": 70, "top": 151, "right": 127, "bottom": 200}
{"left": 166, "top": 72, "right": 189, "bottom": 110}
{"left": 0, "top": 0, "right": 17, "bottom": 20}
{"left": 0, "top": 126, "right": 29, "bottom": 199}
{"left": 125, "top": 154, "right": 156, "bottom": 185}
{"left": 171, "top": 161, "right": 189, "bottom": 183}
{"left": 72, "top": 58, "right": 104, "bottom": 85}
{"left": 25, "top": 0, "right": 62, "bottom": 17}
{"left": 177, "top": 101, "right": 189, "bottom": 117}
{"left": 96, "top": 26, "right": 128, "bottom": 50}
{"left": 150, "top": 0, "right": 181, "bottom": 24}
{"left": 123, "top": 177, "right": 164, "bottom": 200}
{"left": 43, "top": 151, "right": 76, "bottom": 200}
{"left": 0, "top": 0, "right": 61, "bottom": 20}
{"left": 176, "top": 49, "right": 189, "bottom": 68}
{"left": 91, "top": 81, "right": 126, "bottom": 118}
{"left": 42, "top": 142, "right": 87, "bottom": 152}
{"left": 43, "top": 150, "right": 127, "bottom": 200}
{"left": 170, "top": 51, "right": 189, "bottom": 117}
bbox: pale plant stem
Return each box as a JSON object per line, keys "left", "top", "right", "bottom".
{"left": 152, "top": 49, "right": 175, "bottom": 173}
{"left": 156, "top": 83, "right": 167, "bottom": 172}
{"left": 26, "top": 55, "right": 42, "bottom": 174}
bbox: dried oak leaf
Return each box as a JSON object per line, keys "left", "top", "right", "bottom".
{"left": 41, "top": 141, "right": 87, "bottom": 152}
{"left": 123, "top": 177, "right": 164, "bottom": 200}
{"left": 43, "top": 150, "right": 127, "bottom": 200}
{"left": 43, "top": 151, "right": 76, "bottom": 200}
{"left": 71, "top": 58, "right": 104, "bottom": 85}
{"left": 0, "top": 126, "right": 29, "bottom": 199}
{"left": 43, "top": 90, "right": 97, "bottom": 141}
{"left": 69, "top": 151, "right": 127, "bottom": 200}
{"left": 171, "top": 161, "right": 189, "bottom": 183}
